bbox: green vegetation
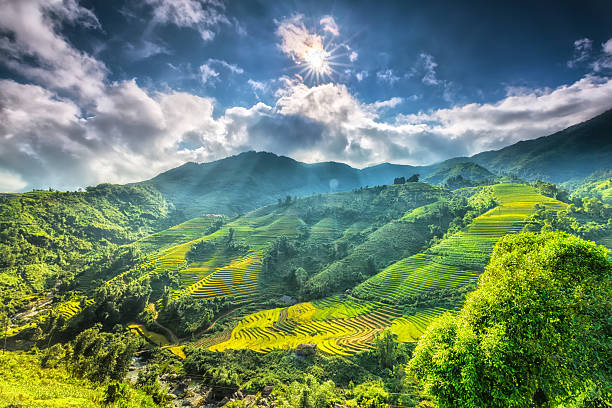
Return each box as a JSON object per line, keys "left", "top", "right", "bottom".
{"left": 0, "top": 350, "right": 159, "bottom": 407}
{"left": 209, "top": 184, "right": 569, "bottom": 356}
{"left": 2, "top": 141, "right": 612, "bottom": 408}
{"left": 470, "top": 108, "right": 612, "bottom": 183}
{"left": 423, "top": 161, "right": 496, "bottom": 187}
{"left": 569, "top": 170, "right": 612, "bottom": 204}
{"left": 409, "top": 231, "right": 611, "bottom": 407}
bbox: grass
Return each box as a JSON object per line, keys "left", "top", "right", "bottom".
{"left": 0, "top": 351, "right": 158, "bottom": 407}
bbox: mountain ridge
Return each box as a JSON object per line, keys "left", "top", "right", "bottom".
{"left": 120, "top": 108, "right": 611, "bottom": 218}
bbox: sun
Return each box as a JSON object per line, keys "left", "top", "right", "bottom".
{"left": 304, "top": 45, "right": 330, "bottom": 73}
{"left": 298, "top": 41, "right": 337, "bottom": 84}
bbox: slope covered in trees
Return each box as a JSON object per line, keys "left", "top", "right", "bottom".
{"left": 409, "top": 231, "right": 611, "bottom": 407}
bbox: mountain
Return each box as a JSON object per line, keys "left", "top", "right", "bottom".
{"left": 138, "top": 151, "right": 424, "bottom": 219}
{"left": 467, "top": 109, "right": 612, "bottom": 183}
{"left": 423, "top": 161, "right": 496, "bottom": 185}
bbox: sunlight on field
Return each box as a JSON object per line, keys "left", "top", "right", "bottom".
{"left": 210, "top": 184, "right": 569, "bottom": 354}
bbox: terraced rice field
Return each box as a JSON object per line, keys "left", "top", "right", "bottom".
{"left": 390, "top": 307, "right": 453, "bottom": 342}
{"left": 209, "top": 184, "right": 568, "bottom": 354}
{"left": 309, "top": 217, "right": 340, "bottom": 242}
{"left": 134, "top": 215, "right": 225, "bottom": 253}
{"left": 211, "top": 296, "right": 405, "bottom": 355}
{"left": 355, "top": 184, "right": 567, "bottom": 303}
{"left": 110, "top": 214, "right": 303, "bottom": 300}
{"left": 3, "top": 297, "right": 94, "bottom": 337}
{"left": 185, "top": 251, "right": 263, "bottom": 300}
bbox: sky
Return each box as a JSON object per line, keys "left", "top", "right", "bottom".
{"left": 1, "top": 0, "right": 612, "bottom": 192}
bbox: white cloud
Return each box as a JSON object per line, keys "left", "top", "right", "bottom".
{"left": 420, "top": 53, "right": 440, "bottom": 85}
{"left": 349, "top": 51, "right": 358, "bottom": 62}
{"left": 248, "top": 79, "right": 266, "bottom": 99}
{"left": 276, "top": 14, "right": 325, "bottom": 64}
{"left": 356, "top": 70, "right": 368, "bottom": 82}
{"left": 398, "top": 74, "right": 612, "bottom": 153}
{"left": 125, "top": 40, "right": 170, "bottom": 60}
{"left": 567, "top": 38, "right": 593, "bottom": 68}
{"left": 143, "top": 0, "right": 229, "bottom": 41}
{"left": 320, "top": 15, "right": 339, "bottom": 36}
{"left": 604, "top": 38, "right": 612, "bottom": 55}
{"left": 0, "top": 170, "right": 27, "bottom": 192}
{"left": 4, "top": 72, "right": 612, "bottom": 192}
{"left": 372, "top": 97, "right": 403, "bottom": 110}
{"left": 593, "top": 38, "right": 612, "bottom": 72}
{"left": 199, "top": 64, "right": 219, "bottom": 84}
{"left": 207, "top": 58, "right": 244, "bottom": 74}
{"left": 199, "top": 59, "right": 242, "bottom": 85}
{"left": 0, "top": 0, "right": 107, "bottom": 101}
{"left": 376, "top": 69, "right": 400, "bottom": 84}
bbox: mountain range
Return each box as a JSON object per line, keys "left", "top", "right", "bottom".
{"left": 137, "top": 109, "right": 612, "bottom": 218}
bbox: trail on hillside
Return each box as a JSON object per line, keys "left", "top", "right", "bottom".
{"left": 188, "top": 308, "right": 241, "bottom": 342}
{"left": 148, "top": 303, "right": 180, "bottom": 344}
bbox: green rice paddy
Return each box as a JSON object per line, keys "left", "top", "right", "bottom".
{"left": 209, "top": 184, "right": 569, "bottom": 354}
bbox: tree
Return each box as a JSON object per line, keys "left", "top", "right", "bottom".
{"left": 373, "top": 329, "right": 398, "bottom": 369}
{"left": 407, "top": 174, "right": 419, "bottom": 182}
{"left": 393, "top": 176, "right": 406, "bottom": 185}
{"left": 408, "top": 232, "right": 612, "bottom": 408}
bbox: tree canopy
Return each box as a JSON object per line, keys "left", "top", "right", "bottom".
{"left": 408, "top": 231, "right": 612, "bottom": 407}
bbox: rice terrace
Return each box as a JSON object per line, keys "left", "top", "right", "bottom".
{"left": 1, "top": 1, "right": 611, "bottom": 407}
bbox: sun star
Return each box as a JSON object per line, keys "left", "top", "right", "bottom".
{"left": 298, "top": 41, "right": 339, "bottom": 84}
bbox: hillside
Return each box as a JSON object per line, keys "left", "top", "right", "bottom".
{"left": 0, "top": 184, "right": 173, "bottom": 314}
{"left": 210, "top": 184, "right": 567, "bottom": 354}
{"left": 2, "top": 179, "right": 609, "bottom": 407}
{"left": 423, "top": 161, "right": 496, "bottom": 186}
{"left": 138, "top": 151, "right": 425, "bottom": 219}
{"left": 468, "top": 109, "right": 612, "bottom": 183}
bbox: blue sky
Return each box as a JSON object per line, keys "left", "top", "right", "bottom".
{"left": 1, "top": 0, "right": 612, "bottom": 191}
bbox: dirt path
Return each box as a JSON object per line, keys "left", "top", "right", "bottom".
{"left": 148, "top": 303, "right": 180, "bottom": 344}
{"left": 187, "top": 308, "right": 240, "bottom": 341}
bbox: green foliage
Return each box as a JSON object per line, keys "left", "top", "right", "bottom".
{"left": 533, "top": 180, "right": 570, "bottom": 202}
{"left": 523, "top": 198, "right": 612, "bottom": 242}
{"left": 345, "top": 380, "right": 390, "bottom": 408}
{"left": 136, "top": 368, "right": 173, "bottom": 406}
{"left": 425, "top": 162, "right": 495, "bottom": 186}
{"left": 408, "top": 232, "right": 612, "bottom": 407}
{"left": 373, "top": 329, "right": 398, "bottom": 369}
{"left": 156, "top": 294, "right": 227, "bottom": 337}
{"left": 90, "top": 279, "right": 152, "bottom": 326}
{"left": 104, "top": 381, "right": 130, "bottom": 404}
{"left": 0, "top": 350, "right": 158, "bottom": 407}
{"left": 0, "top": 184, "right": 172, "bottom": 318}
{"left": 70, "top": 324, "right": 141, "bottom": 383}
{"left": 276, "top": 374, "right": 338, "bottom": 408}
{"left": 185, "top": 240, "right": 216, "bottom": 262}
